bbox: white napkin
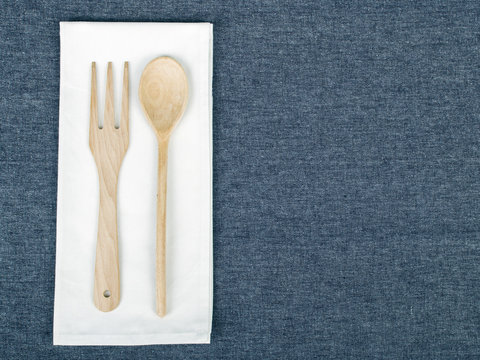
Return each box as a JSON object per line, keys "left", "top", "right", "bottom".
{"left": 54, "top": 22, "right": 213, "bottom": 345}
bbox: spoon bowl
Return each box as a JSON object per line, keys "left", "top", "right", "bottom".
{"left": 139, "top": 56, "right": 188, "bottom": 317}
{"left": 139, "top": 57, "right": 188, "bottom": 139}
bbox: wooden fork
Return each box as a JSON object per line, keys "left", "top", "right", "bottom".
{"left": 89, "top": 62, "right": 129, "bottom": 312}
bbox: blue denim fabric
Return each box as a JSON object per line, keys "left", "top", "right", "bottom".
{"left": 1, "top": 1, "right": 480, "bottom": 358}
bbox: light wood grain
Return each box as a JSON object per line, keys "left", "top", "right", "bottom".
{"left": 90, "top": 62, "right": 129, "bottom": 312}
{"left": 139, "top": 57, "right": 188, "bottom": 317}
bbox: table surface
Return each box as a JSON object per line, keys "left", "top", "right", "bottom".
{"left": 1, "top": 1, "right": 480, "bottom": 359}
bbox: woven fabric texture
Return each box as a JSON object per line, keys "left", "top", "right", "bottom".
{"left": 1, "top": 1, "right": 480, "bottom": 358}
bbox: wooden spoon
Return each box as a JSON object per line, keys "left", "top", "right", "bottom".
{"left": 139, "top": 57, "right": 188, "bottom": 317}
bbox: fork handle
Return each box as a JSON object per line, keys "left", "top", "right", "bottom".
{"left": 156, "top": 139, "right": 169, "bottom": 317}
{"left": 93, "top": 170, "right": 120, "bottom": 312}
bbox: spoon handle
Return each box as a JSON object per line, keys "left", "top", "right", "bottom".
{"left": 156, "top": 139, "right": 169, "bottom": 317}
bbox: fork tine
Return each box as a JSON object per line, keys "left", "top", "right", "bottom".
{"left": 120, "top": 62, "right": 129, "bottom": 131}
{"left": 90, "top": 62, "right": 98, "bottom": 132}
{"left": 104, "top": 62, "right": 114, "bottom": 129}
